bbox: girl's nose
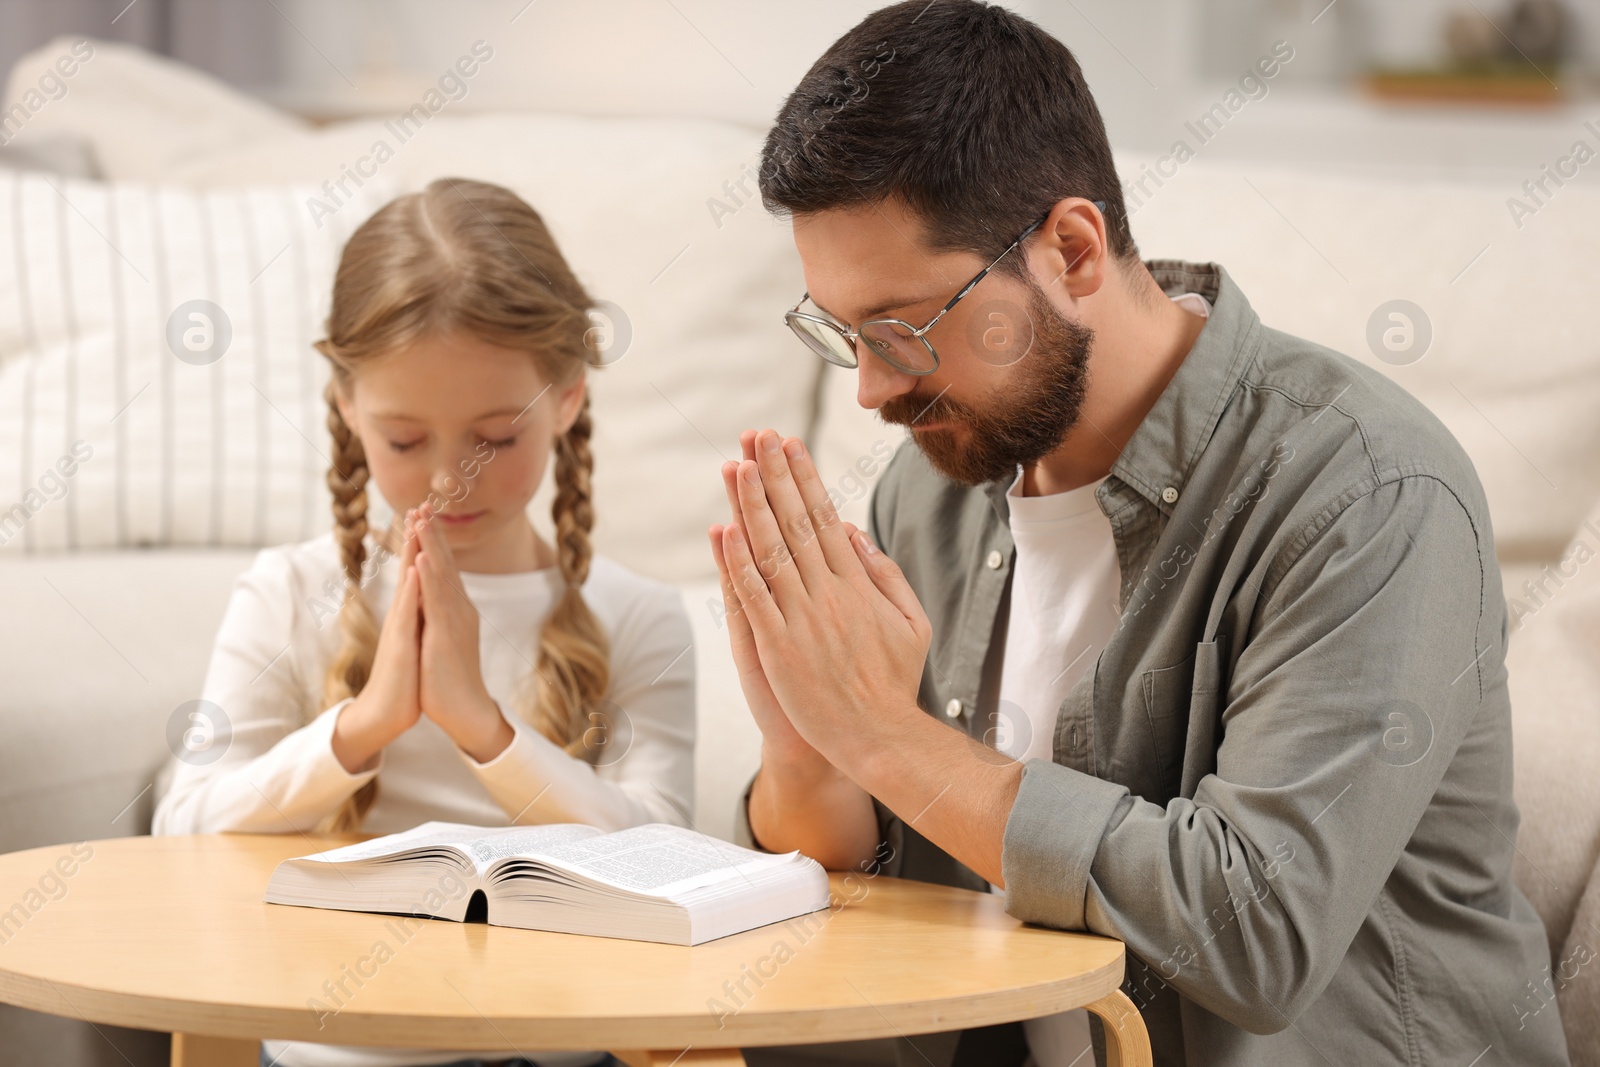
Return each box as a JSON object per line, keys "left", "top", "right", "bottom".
{"left": 431, "top": 456, "right": 478, "bottom": 502}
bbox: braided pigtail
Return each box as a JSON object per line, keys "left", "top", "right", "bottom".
{"left": 527, "top": 391, "right": 613, "bottom": 761}
{"left": 319, "top": 377, "right": 381, "bottom": 833}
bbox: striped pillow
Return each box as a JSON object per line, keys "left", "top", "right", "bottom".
{"left": 0, "top": 169, "right": 391, "bottom": 552}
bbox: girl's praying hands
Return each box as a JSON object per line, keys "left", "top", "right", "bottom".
{"left": 412, "top": 499, "right": 515, "bottom": 764}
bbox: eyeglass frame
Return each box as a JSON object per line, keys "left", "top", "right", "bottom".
{"left": 783, "top": 199, "right": 1107, "bottom": 376}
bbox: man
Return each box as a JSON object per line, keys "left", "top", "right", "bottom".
{"left": 706, "top": 3, "right": 1568, "bottom": 1066}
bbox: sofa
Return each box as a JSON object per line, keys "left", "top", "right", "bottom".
{"left": 2, "top": 38, "right": 1596, "bottom": 1067}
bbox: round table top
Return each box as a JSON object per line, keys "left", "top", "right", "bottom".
{"left": 0, "top": 832, "right": 1126, "bottom": 1051}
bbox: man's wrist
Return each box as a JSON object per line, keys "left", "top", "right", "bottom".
{"left": 759, "top": 737, "right": 846, "bottom": 790}
{"left": 750, "top": 740, "right": 882, "bottom": 867}
{"left": 827, "top": 699, "right": 927, "bottom": 786}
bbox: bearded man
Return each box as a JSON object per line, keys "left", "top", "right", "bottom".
{"left": 707, "top": 3, "right": 1568, "bottom": 1067}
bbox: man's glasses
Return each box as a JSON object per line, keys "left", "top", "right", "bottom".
{"left": 784, "top": 200, "right": 1106, "bottom": 376}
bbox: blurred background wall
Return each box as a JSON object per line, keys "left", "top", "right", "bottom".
{"left": 3, "top": 0, "right": 1599, "bottom": 181}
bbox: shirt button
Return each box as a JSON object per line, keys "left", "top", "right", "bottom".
{"left": 986, "top": 549, "right": 1003, "bottom": 569}
{"left": 944, "top": 698, "right": 963, "bottom": 718}
{"left": 1162, "top": 486, "right": 1179, "bottom": 504}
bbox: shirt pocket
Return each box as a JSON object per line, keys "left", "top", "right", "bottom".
{"left": 1141, "top": 636, "right": 1229, "bottom": 800}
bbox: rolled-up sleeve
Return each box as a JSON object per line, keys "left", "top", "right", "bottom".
{"left": 1000, "top": 474, "right": 1489, "bottom": 1034}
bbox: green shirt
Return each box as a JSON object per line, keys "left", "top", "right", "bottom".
{"left": 738, "top": 260, "right": 1568, "bottom": 1067}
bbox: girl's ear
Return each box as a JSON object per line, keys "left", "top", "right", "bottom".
{"left": 554, "top": 375, "right": 586, "bottom": 436}
{"left": 333, "top": 382, "right": 362, "bottom": 439}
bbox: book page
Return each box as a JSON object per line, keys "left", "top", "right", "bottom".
{"left": 467, "top": 824, "right": 603, "bottom": 870}
{"left": 299, "top": 821, "right": 498, "bottom": 864}
{"left": 527, "top": 824, "right": 777, "bottom": 895}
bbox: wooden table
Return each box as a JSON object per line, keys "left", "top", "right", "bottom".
{"left": 0, "top": 833, "right": 1151, "bottom": 1066}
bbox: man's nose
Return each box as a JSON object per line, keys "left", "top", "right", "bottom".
{"left": 854, "top": 344, "right": 919, "bottom": 412}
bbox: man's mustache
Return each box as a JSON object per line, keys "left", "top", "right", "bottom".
{"left": 881, "top": 395, "right": 964, "bottom": 427}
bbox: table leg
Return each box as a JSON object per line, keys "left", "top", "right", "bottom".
{"left": 1086, "top": 990, "right": 1153, "bottom": 1067}
{"left": 612, "top": 1050, "right": 747, "bottom": 1066}
{"left": 170, "top": 1033, "right": 259, "bottom": 1067}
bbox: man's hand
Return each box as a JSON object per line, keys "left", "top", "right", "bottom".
{"left": 708, "top": 428, "right": 1022, "bottom": 882}
{"left": 710, "top": 427, "right": 932, "bottom": 778}
{"left": 414, "top": 502, "right": 515, "bottom": 764}
{"left": 709, "top": 432, "right": 819, "bottom": 770}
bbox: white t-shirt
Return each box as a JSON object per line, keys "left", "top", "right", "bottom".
{"left": 151, "top": 530, "right": 696, "bottom": 1067}
{"left": 993, "top": 290, "right": 1211, "bottom": 1065}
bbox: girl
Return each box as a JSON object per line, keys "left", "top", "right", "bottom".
{"left": 153, "top": 178, "right": 695, "bottom": 1067}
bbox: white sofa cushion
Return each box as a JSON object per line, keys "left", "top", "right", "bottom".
{"left": 1504, "top": 489, "right": 1600, "bottom": 1062}
{"left": 1112, "top": 153, "right": 1600, "bottom": 565}
{"left": 0, "top": 168, "right": 391, "bottom": 553}
{"left": 0, "top": 548, "right": 258, "bottom": 851}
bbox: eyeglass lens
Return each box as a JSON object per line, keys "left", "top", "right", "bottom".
{"left": 789, "top": 316, "right": 858, "bottom": 367}
{"left": 860, "top": 320, "right": 936, "bottom": 374}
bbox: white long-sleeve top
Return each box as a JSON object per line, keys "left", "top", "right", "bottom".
{"left": 151, "top": 530, "right": 695, "bottom": 1067}
{"left": 154, "top": 530, "right": 695, "bottom": 838}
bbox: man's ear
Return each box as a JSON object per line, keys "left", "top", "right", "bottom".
{"left": 1035, "top": 197, "right": 1107, "bottom": 300}
{"left": 555, "top": 374, "right": 587, "bottom": 436}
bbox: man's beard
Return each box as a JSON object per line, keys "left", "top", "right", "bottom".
{"left": 880, "top": 283, "right": 1093, "bottom": 487}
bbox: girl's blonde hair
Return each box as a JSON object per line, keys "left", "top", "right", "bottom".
{"left": 312, "top": 177, "right": 610, "bottom": 833}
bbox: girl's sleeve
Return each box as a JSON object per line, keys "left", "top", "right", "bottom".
{"left": 151, "top": 548, "right": 382, "bottom": 835}
{"left": 461, "top": 581, "right": 696, "bottom": 832}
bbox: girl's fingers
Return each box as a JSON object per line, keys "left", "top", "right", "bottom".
{"left": 415, "top": 515, "right": 440, "bottom": 574}
{"left": 415, "top": 549, "right": 437, "bottom": 613}
{"left": 377, "top": 566, "right": 420, "bottom": 682}
{"left": 395, "top": 565, "right": 421, "bottom": 636}
{"left": 410, "top": 504, "right": 436, "bottom": 564}
{"left": 415, "top": 546, "right": 469, "bottom": 635}
{"left": 420, "top": 507, "right": 459, "bottom": 573}
{"left": 399, "top": 509, "right": 420, "bottom": 571}
{"left": 426, "top": 517, "right": 466, "bottom": 588}
{"left": 423, "top": 541, "right": 465, "bottom": 604}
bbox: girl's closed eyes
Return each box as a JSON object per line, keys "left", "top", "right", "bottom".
{"left": 386, "top": 433, "right": 519, "bottom": 454}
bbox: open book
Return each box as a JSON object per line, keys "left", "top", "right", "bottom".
{"left": 264, "top": 820, "right": 831, "bottom": 946}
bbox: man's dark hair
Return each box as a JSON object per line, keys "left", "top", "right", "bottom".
{"left": 758, "top": 0, "right": 1139, "bottom": 279}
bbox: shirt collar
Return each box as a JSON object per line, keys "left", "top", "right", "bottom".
{"left": 983, "top": 259, "right": 1260, "bottom": 521}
